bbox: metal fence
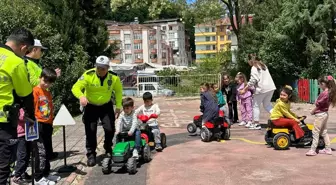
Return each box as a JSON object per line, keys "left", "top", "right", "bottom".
{"left": 121, "top": 74, "right": 221, "bottom": 97}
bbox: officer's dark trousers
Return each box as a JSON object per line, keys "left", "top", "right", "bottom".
{"left": 82, "top": 101, "right": 115, "bottom": 158}
{"left": 0, "top": 123, "right": 17, "bottom": 185}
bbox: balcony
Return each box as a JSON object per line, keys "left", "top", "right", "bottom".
{"left": 134, "top": 39, "right": 142, "bottom": 44}
{"left": 151, "top": 58, "right": 157, "bottom": 63}
{"left": 134, "top": 49, "right": 143, "bottom": 53}
{"left": 151, "top": 49, "right": 157, "bottom": 54}
{"left": 135, "top": 59, "right": 143, "bottom": 63}
{"left": 195, "top": 32, "right": 216, "bottom": 36}
{"left": 195, "top": 50, "right": 217, "bottom": 54}
{"left": 195, "top": 41, "right": 217, "bottom": 45}
{"left": 150, "top": 40, "right": 157, "bottom": 44}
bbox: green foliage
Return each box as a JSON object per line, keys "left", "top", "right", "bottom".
{"left": 0, "top": 0, "right": 113, "bottom": 115}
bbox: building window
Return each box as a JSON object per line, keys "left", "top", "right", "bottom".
{"left": 205, "top": 37, "right": 210, "bottom": 41}
{"left": 134, "top": 43, "right": 142, "bottom": 49}
{"left": 149, "top": 35, "right": 155, "bottom": 40}
{"left": 205, "top": 27, "right": 209, "bottom": 32}
{"left": 212, "top": 45, "right": 216, "bottom": 50}
{"left": 125, "top": 54, "right": 132, "bottom": 60}
{"left": 135, "top": 53, "right": 143, "bottom": 59}
{"left": 169, "top": 32, "right": 174, "bottom": 39}
{"left": 169, "top": 41, "right": 175, "bottom": 47}
{"left": 220, "top": 36, "right": 224, "bottom": 41}
{"left": 220, "top": 44, "right": 225, "bottom": 49}
{"left": 212, "top": 36, "right": 216, "bottom": 41}
{"left": 169, "top": 26, "right": 173, "bottom": 30}
{"left": 134, "top": 33, "right": 142, "bottom": 40}
{"left": 228, "top": 35, "right": 232, "bottom": 40}
{"left": 124, "top": 34, "right": 131, "bottom": 40}
{"left": 162, "top": 26, "right": 166, "bottom": 30}
{"left": 124, "top": 44, "right": 131, "bottom": 50}
{"left": 212, "top": 27, "right": 215, "bottom": 32}
{"left": 206, "top": 45, "right": 211, "bottom": 50}
{"left": 220, "top": 26, "right": 224, "bottom": 32}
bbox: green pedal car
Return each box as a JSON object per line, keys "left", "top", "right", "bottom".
{"left": 102, "top": 132, "right": 151, "bottom": 174}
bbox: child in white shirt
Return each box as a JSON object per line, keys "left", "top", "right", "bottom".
{"left": 115, "top": 97, "right": 141, "bottom": 158}
{"left": 136, "top": 92, "right": 162, "bottom": 151}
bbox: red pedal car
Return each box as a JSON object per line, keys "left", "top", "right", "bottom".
{"left": 137, "top": 114, "right": 167, "bottom": 151}
{"left": 188, "top": 110, "right": 230, "bottom": 142}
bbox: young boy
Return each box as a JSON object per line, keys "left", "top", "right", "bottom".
{"left": 136, "top": 92, "right": 162, "bottom": 151}
{"left": 32, "top": 68, "right": 60, "bottom": 184}
{"left": 115, "top": 97, "right": 141, "bottom": 158}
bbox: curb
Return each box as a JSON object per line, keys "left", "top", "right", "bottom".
{"left": 59, "top": 134, "right": 104, "bottom": 185}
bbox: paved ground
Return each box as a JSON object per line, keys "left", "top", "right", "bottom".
{"left": 16, "top": 97, "right": 336, "bottom": 185}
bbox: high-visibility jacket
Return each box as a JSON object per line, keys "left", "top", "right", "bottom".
{"left": 71, "top": 68, "right": 123, "bottom": 109}
{"left": 0, "top": 44, "right": 33, "bottom": 122}
{"left": 25, "top": 57, "right": 42, "bottom": 87}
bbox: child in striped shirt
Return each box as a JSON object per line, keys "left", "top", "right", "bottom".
{"left": 115, "top": 97, "right": 141, "bottom": 158}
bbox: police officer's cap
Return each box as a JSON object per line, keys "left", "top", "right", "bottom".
{"left": 96, "top": 56, "right": 110, "bottom": 68}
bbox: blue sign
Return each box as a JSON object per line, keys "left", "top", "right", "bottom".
{"left": 25, "top": 121, "right": 39, "bottom": 141}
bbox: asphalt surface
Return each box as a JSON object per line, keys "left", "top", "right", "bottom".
{"left": 84, "top": 132, "right": 199, "bottom": 185}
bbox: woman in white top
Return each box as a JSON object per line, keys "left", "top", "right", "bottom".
{"left": 240, "top": 54, "right": 276, "bottom": 130}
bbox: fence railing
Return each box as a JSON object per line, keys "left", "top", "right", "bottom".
{"left": 293, "top": 79, "right": 320, "bottom": 103}
{"left": 121, "top": 74, "right": 221, "bottom": 97}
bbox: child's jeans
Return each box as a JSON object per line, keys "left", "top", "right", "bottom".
{"left": 14, "top": 137, "right": 31, "bottom": 178}
{"left": 150, "top": 126, "right": 161, "bottom": 144}
{"left": 134, "top": 130, "right": 141, "bottom": 151}
{"left": 311, "top": 112, "right": 330, "bottom": 150}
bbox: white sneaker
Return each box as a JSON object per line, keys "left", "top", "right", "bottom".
{"left": 245, "top": 122, "right": 252, "bottom": 128}
{"left": 249, "top": 124, "right": 261, "bottom": 130}
{"left": 46, "top": 174, "right": 61, "bottom": 182}
{"left": 35, "top": 177, "right": 56, "bottom": 185}
{"left": 133, "top": 149, "right": 139, "bottom": 159}
{"left": 238, "top": 121, "right": 246, "bottom": 126}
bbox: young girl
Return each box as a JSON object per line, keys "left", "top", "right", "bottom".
{"left": 235, "top": 72, "right": 254, "bottom": 127}
{"left": 306, "top": 75, "right": 336, "bottom": 156}
{"left": 270, "top": 85, "right": 305, "bottom": 140}
{"left": 200, "top": 83, "right": 219, "bottom": 125}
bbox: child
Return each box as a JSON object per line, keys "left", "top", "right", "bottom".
{"left": 235, "top": 72, "right": 254, "bottom": 127}
{"left": 270, "top": 85, "right": 305, "bottom": 140}
{"left": 306, "top": 75, "right": 336, "bottom": 156}
{"left": 200, "top": 83, "right": 219, "bottom": 125}
{"left": 115, "top": 97, "right": 141, "bottom": 158}
{"left": 33, "top": 68, "right": 60, "bottom": 184}
{"left": 136, "top": 92, "right": 162, "bottom": 151}
{"left": 211, "top": 83, "right": 230, "bottom": 123}
{"left": 221, "top": 74, "right": 239, "bottom": 124}
{"left": 12, "top": 109, "right": 32, "bottom": 184}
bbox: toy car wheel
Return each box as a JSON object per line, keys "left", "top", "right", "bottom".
{"left": 273, "top": 133, "right": 290, "bottom": 150}
{"left": 126, "top": 157, "right": 137, "bottom": 174}
{"left": 160, "top": 133, "right": 167, "bottom": 148}
{"left": 200, "top": 127, "right": 211, "bottom": 142}
{"left": 187, "top": 123, "right": 197, "bottom": 133}
{"left": 101, "top": 157, "right": 112, "bottom": 174}
{"left": 222, "top": 129, "right": 230, "bottom": 140}
{"left": 142, "top": 144, "right": 151, "bottom": 163}
{"left": 318, "top": 137, "right": 325, "bottom": 148}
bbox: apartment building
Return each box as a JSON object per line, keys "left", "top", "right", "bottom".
{"left": 194, "top": 18, "right": 232, "bottom": 62}
{"left": 107, "top": 18, "right": 171, "bottom": 65}
{"left": 144, "top": 18, "right": 189, "bottom": 66}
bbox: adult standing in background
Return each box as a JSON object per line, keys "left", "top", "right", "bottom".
{"left": 221, "top": 74, "right": 239, "bottom": 124}
{"left": 25, "top": 39, "right": 61, "bottom": 161}
{"left": 240, "top": 54, "right": 276, "bottom": 130}
{"left": 0, "top": 28, "right": 36, "bottom": 185}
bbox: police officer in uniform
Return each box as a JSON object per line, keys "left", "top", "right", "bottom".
{"left": 0, "top": 28, "right": 36, "bottom": 184}
{"left": 72, "top": 56, "right": 122, "bottom": 166}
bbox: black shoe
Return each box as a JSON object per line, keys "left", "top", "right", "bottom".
{"left": 87, "top": 155, "right": 96, "bottom": 167}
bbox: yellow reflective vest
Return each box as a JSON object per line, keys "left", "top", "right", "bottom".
{"left": 0, "top": 44, "right": 33, "bottom": 122}
{"left": 71, "top": 68, "right": 123, "bottom": 109}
